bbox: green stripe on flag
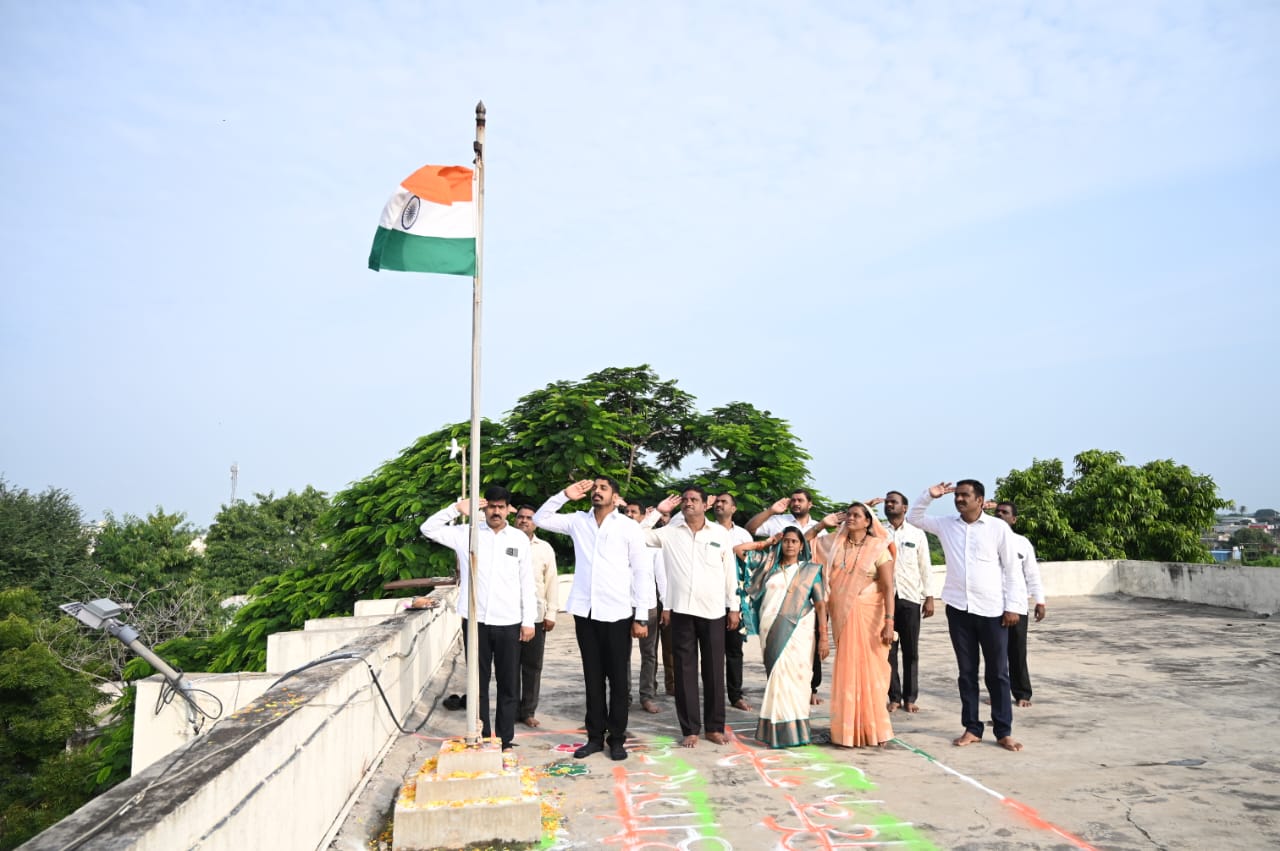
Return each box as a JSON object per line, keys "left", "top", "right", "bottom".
{"left": 368, "top": 227, "right": 476, "bottom": 276}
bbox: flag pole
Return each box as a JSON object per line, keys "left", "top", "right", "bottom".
{"left": 463, "top": 101, "right": 486, "bottom": 745}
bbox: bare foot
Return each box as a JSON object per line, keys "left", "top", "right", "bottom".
{"left": 640, "top": 699, "right": 660, "bottom": 714}
{"left": 680, "top": 734, "right": 698, "bottom": 748}
{"left": 953, "top": 731, "right": 981, "bottom": 747}
{"left": 706, "top": 731, "right": 727, "bottom": 745}
{"left": 997, "top": 736, "right": 1023, "bottom": 751}
{"left": 810, "top": 692, "right": 823, "bottom": 706}
{"left": 731, "top": 698, "right": 753, "bottom": 712}
{"left": 1016, "top": 699, "right": 1033, "bottom": 708}
{"left": 887, "top": 701, "right": 901, "bottom": 713}
{"left": 905, "top": 703, "right": 920, "bottom": 713}
{"left": 522, "top": 716, "right": 540, "bottom": 728}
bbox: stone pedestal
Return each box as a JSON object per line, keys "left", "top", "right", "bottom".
{"left": 392, "top": 738, "right": 541, "bottom": 850}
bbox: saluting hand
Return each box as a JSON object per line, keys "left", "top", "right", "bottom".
{"left": 657, "top": 493, "right": 682, "bottom": 514}
{"left": 455, "top": 497, "right": 488, "bottom": 515}
{"left": 928, "top": 482, "right": 955, "bottom": 499}
{"left": 769, "top": 496, "right": 790, "bottom": 515}
{"left": 564, "top": 479, "right": 593, "bottom": 500}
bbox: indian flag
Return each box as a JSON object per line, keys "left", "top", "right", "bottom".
{"left": 368, "top": 164, "right": 476, "bottom": 276}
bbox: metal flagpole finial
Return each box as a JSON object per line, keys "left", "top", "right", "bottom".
{"left": 475, "top": 101, "right": 486, "bottom": 124}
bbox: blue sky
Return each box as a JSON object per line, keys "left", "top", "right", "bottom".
{"left": 2, "top": 1, "right": 1277, "bottom": 526}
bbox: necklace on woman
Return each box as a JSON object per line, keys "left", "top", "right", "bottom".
{"left": 840, "top": 534, "right": 867, "bottom": 571}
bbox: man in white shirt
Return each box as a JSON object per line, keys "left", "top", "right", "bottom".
{"left": 651, "top": 486, "right": 739, "bottom": 748}
{"left": 873, "top": 491, "right": 934, "bottom": 714}
{"left": 659, "top": 493, "right": 754, "bottom": 711}
{"left": 513, "top": 504, "right": 560, "bottom": 728}
{"left": 993, "top": 501, "right": 1047, "bottom": 708}
{"left": 534, "top": 477, "right": 650, "bottom": 761}
{"left": 746, "top": 488, "right": 826, "bottom": 705}
{"left": 712, "top": 494, "right": 754, "bottom": 711}
{"left": 907, "top": 480, "right": 1024, "bottom": 752}
{"left": 625, "top": 501, "right": 667, "bottom": 714}
{"left": 420, "top": 486, "right": 535, "bottom": 751}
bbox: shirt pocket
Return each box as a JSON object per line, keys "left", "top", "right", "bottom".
{"left": 698, "top": 540, "right": 727, "bottom": 569}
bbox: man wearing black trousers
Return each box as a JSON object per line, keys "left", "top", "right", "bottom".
{"left": 872, "top": 491, "right": 935, "bottom": 714}
{"left": 993, "top": 501, "right": 1047, "bottom": 707}
{"left": 534, "top": 477, "right": 650, "bottom": 761}
{"left": 908, "top": 480, "right": 1024, "bottom": 752}
{"left": 421, "top": 486, "right": 535, "bottom": 751}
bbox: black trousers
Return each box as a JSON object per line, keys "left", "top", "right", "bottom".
{"left": 888, "top": 595, "right": 923, "bottom": 704}
{"left": 670, "top": 611, "right": 726, "bottom": 737}
{"left": 1007, "top": 613, "right": 1032, "bottom": 702}
{"left": 518, "top": 622, "right": 548, "bottom": 718}
{"left": 460, "top": 619, "right": 521, "bottom": 747}
{"left": 574, "top": 614, "right": 633, "bottom": 746}
{"left": 945, "top": 605, "right": 1013, "bottom": 740}
{"left": 725, "top": 627, "right": 745, "bottom": 703}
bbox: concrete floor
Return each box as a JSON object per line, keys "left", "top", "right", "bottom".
{"left": 332, "top": 595, "right": 1279, "bottom": 850}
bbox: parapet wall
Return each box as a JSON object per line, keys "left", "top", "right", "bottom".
{"left": 1114, "top": 559, "right": 1278, "bottom": 615}
{"left": 23, "top": 595, "right": 461, "bottom": 851}
{"left": 929, "top": 559, "right": 1277, "bottom": 616}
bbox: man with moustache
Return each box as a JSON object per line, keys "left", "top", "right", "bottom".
{"left": 648, "top": 486, "right": 738, "bottom": 748}
{"left": 908, "top": 480, "right": 1023, "bottom": 751}
{"left": 512, "top": 504, "right": 560, "bottom": 728}
{"left": 421, "top": 485, "right": 535, "bottom": 751}
{"left": 992, "top": 501, "right": 1046, "bottom": 708}
{"left": 660, "top": 492, "right": 755, "bottom": 711}
{"left": 534, "top": 478, "right": 650, "bottom": 761}
{"left": 625, "top": 500, "right": 667, "bottom": 714}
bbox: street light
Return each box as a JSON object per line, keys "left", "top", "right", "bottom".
{"left": 60, "top": 598, "right": 209, "bottom": 733}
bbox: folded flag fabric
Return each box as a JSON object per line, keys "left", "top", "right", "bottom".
{"left": 368, "top": 164, "right": 476, "bottom": 275}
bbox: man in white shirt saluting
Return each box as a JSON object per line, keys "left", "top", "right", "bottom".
{"left": 992, "top": 501, "right": 1046, "bottom": 708}
{"left": 534, "top": 477, "right": 651, "bottom": 761}
{"left": 651, "top": 486, "right": 739, "bottom": 748}
{"left": 907, "top": 480, "right": 1024, "bottom": 752}
{"left": 421, "top": 486, "right": 535, "bottom": 752}
{"left": 513, "top": 504, "right": 560, "bottom": 728}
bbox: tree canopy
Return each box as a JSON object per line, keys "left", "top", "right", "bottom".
{"left": 212, "top": 365, "right": 816, "bottom": 670}
{"left": 995, "top": 450, "right": 1228, "bottom": 562}
{"left": 0, "top": 589, "right": 109, "bottom": 848}
{"left": 0, "top": 479, "right": 91, "bottom": 606}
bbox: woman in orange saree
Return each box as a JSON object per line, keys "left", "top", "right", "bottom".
{"left": 809, "top": 502, "right": 896, "bottom": 748}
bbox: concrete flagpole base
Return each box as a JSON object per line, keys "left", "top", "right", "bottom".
{"left": 392, "top": 738, "right": 541, "bottom": 850}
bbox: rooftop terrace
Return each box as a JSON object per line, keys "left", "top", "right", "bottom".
{"left": 24, "top": 561, "right": 1280, "bottom": 850}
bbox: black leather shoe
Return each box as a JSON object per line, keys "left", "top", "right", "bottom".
{"left": 574, "top": 741, "right": 604, "bottom": 759}
{"left": 609, "top": 741, "right": 627, "bottom": 761}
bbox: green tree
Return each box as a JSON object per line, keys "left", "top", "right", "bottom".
{"left": 990, "top": 457, "right": 1096, "bottom": 559}
{"left": 0, "top": 589, "right": 108, "bottom": 849}
{"left": 201, "top": 487, "right": 333, "bottom": 601}
{"left": 1229, "top": 527, "right": 1276, "bottom": 554}
{"left": 90, "top": 508, "right": 203, "bottom": 590}
{"left": 996, "top": 450, "right": 1229, "bottom": 562}
{"left": 1256, "top": 508, "right": 1277, "bottom": 521}
{"left": 683, "top": 401, "right": 820, "bottom": 519}
{"left": 0, "top": 479, "right": 91, "bottom": 606}
{"left": 213, "top": 366, "right": 822, "bottom": 670}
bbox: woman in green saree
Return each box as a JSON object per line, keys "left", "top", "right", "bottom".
{"left": 735, "top": 526, "right": 829, "bottom": 748}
